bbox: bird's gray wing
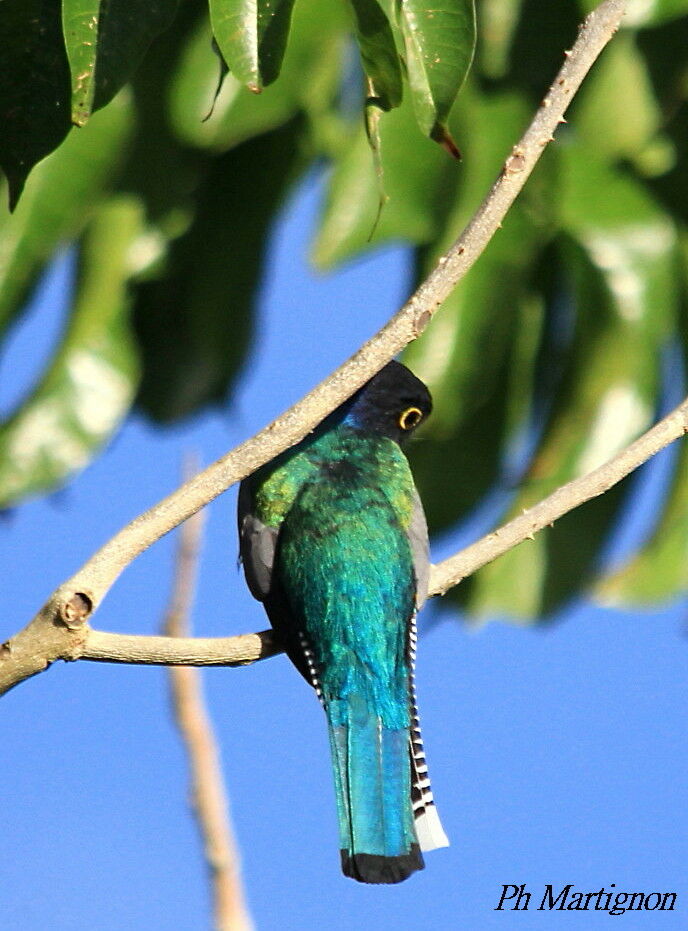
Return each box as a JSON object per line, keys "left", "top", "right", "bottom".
{"left": 407, "top": 487, "right": 430, "bottom": 609}
{"left": 238, "top": 479, "right": 278, "bottom": 601}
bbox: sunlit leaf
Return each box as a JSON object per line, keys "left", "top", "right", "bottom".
{"left": 209, "top": 0, "right": 297, "bottom": 92}
{"left": 397, "top": 0, "right": 475, "bottom": 150}
{"left": 0, "top": 94, "right": 133, "bottom": 336}
{"left": 465, "top": 147, "right": 679, "bottom": 622}
{"left": 404, "top": 85, "right": 550, "bottom": 528}
{"left": 0, "top": 198, "right": 141, "bottom": 508}
{"left": 61, "top": 0, "right": 179, "bottom": 126}
{"left": 595, "top": 236, "right": 688, "bottom": 607}
{"left": 571, "top": 31, "right": 661, "bottom": 162}
{"left": 561, "top": 145, "right": 677, "bottom": 347}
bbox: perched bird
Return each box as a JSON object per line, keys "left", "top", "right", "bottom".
{"left": 238, "top": 361, "right": 448, "bottom": 884}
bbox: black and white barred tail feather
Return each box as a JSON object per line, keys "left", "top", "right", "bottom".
{"left": 407, "top": 614, "right": 450, "bottom": 852}
{"left": 298, "top": 631, "right": 324, "bottom": 704}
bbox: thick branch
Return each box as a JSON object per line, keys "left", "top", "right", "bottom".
{"left": 59, "top": 392, "right": 688, "bottom": 669}
{"left": 0, "top": 0, "right": 627, "bottom": 696}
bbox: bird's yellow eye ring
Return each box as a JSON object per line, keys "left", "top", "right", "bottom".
{"left": 399, "top": 406, "right": 423, "bottom": 430}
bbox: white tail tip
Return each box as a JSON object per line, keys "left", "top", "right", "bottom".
{"left": 415, "top": 804, "right": 450, "bottom": 852}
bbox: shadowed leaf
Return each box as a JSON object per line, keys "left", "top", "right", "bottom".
{"left": 350, "top": 0, "right": 403, "bottom": 110}
{"left": 0, "top": 0, "right": 72, "bottom": 208}
{"left": 596, "top": 439, "right": 688, "bottom": 606}
{"left": 579, "top": 0, "right": 688, "bottom": 26}
{"left": 61, "top": 0, "right": 179, "bottom": 125}
{"left": 0, "top": 198, "right": 141, "bottom": 508}
{"left": 133, "top": 119, "right": 309, "bottom": 423}
{"left": 466, "top": 148, "right": 679, "bottom": 622}
{"left": 509, "top": 0, "right": 580, "bottom": 97}
{"left": 0, "top": 94, "right": 133, "bottom": 337}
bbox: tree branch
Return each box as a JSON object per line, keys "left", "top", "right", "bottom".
{"left": 163, "top": 491, "right": 253, "bottom": 931}
{"left": 0, "top": 0, "right": 628, "bottom": 696}
{"left": 23, "top": 390, "right": 684, "bottom": 672}
{"left": 83, "top": 629, "right": 280, "bottom": 667}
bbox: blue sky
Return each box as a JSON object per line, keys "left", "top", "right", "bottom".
{"left": 2, "top": 169, "right": 687, "bottom": 930}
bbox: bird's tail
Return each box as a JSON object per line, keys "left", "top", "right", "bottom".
{"left": 327, "top": 693, "right": 424, "bottom": 884}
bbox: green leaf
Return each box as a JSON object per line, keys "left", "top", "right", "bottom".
{"left": 408, "top": 275, "right": 546, "bottom": 533}
{"left": 479, "top": 0, "right": 523, "bottom": 79}
{"left": 595, "top": 234, "right": 688, "bottom": 607}
{"left": 596, "top": 440, "right": 688, "bottom": 606}
{"left": 313, "top": 92, "right": 449, "bottom": 267}
{"left": 133, "top": 118, "right": 309, "bottom": 423}
{"left": 170, "top": 0, "right": 347, "bottom": 151}
{"left": 0, "top": 93, "right": 133, "bottom": 336}
{"left": 403, "top": 84, "right": 551, "bottom": 529}
{"left": 209, "top": 0, "right": 297, "bottom": 92}
{"left": 61, "top": 0, "right": 179, "bottom": 126}
{"left": 0, "top": 198, "right": 141, "bottom": 509}
{"left": 465, "top": 148, "right": 679, "bottom": 622}
{"left": 349, "top": 0, "right": 403, "bottom": 110}
{"left": 115, "top": 1, "right": 215, "bottom": 222}
{"left": 508, "top": 0, "right": 581, "bottom": 97}
{"left": 397, "top": 0, "right": 475, "bottom": 148}
{"left": 561, "top": 146, "right": 677, "bottom": 349}
{"left": 571, "top": 31, "right": 661, "bottom": 162}
{"left": 0, "top": 0, "right": 72, "bottom": 208}
{"left": 347, "top": 0, "right": 405, "bottom": 225}
{"left": 637, "top": 18, "right": 688, "bottom": 220}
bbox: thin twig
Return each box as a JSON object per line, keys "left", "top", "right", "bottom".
{"left": 70, "top": 392, "right": 688, "bottom": 669}
{"left": 163, "top": 498, "right": 253, "bottom": 931}
{"left": 0, "top": 0, "right": 628, "bottom": 696}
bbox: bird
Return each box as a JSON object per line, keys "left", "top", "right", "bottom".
{"left": 238, "top": 360, "right": 448, "bottom": 884}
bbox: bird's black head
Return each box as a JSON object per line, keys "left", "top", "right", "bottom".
{"left": 344, "top": 360, "right": 432, "bottom": 444}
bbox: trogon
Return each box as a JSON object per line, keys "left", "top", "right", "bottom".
{"left": 238, "top": 360, "right": 448, "bottom": 884}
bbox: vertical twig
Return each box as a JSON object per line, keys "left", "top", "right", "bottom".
{"left": 163, "top": 471, "right": 253, "bottom": 931}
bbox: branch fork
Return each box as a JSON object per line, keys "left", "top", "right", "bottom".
{"left": 0, "top": 0, "right": 639, "bottom": 697}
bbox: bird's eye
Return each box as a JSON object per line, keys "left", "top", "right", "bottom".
{"left": 399, "top": 406, "right": 423, "bottom": 430}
